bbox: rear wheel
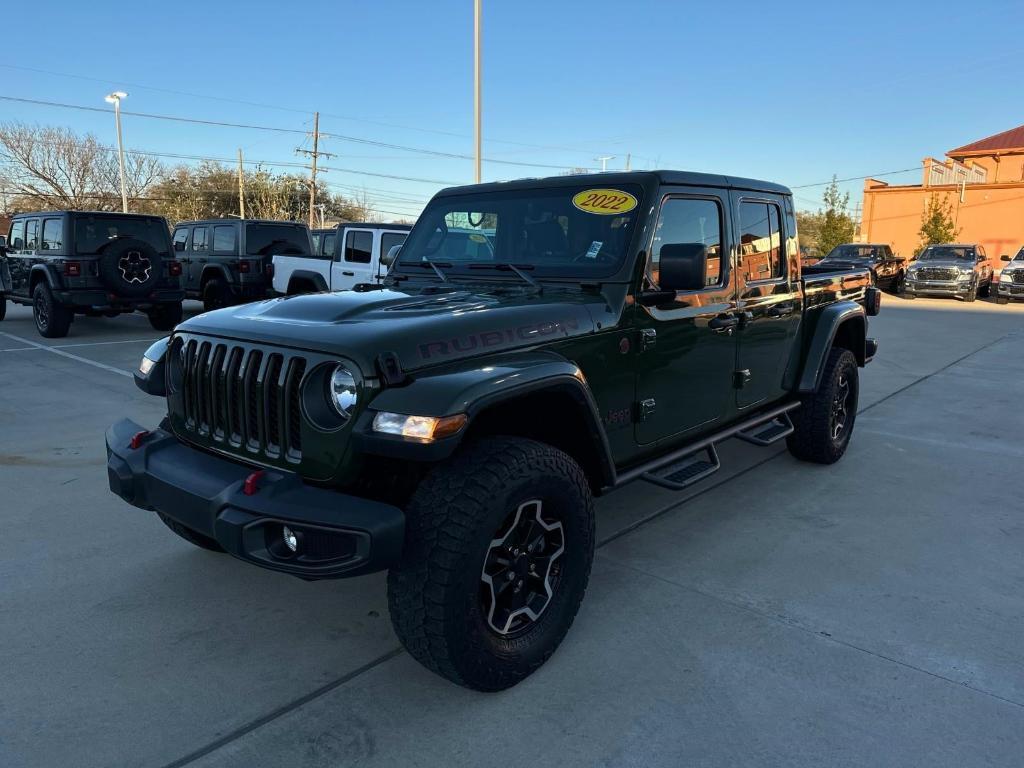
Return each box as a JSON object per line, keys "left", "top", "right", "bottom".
{"left": 0, "top": 295, "right": 6, "bottom": 321}
{"left": 892, "top": 271, "right": 906, "bottom": 295}
{"left": 202, "top": 278, "right": 231, "bottom": 312}
{"left": 387, "top": 437, "right": 595, "bottom": 691}
{"left": 979, "top": 281, "right": 991, "bottom": 298}
{"left": 32, "top": 282, "right": 72, "bottom": 338}
{"left": 147, "top": 302, "right": 183, "bottom": 331}
{"left": 787, "top": 347, "right": 859, "bottom": 465}
{"left": 157, "top": 513, "right": 225, "bottom": 552}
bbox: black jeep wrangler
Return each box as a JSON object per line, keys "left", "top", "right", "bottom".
{"left": 108, "top": 171, "right": 880, "bottom": 691}
{"left": 0, "top": 211, "right": 183, "bottom": 336}
{"left": 171, "top": 219, "right": 311, "bottom": 312}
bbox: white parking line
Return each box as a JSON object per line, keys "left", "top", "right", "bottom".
{"left": 0, "top": 331, "right": 134, "bottom": 378}
{"left": 0, "top": 337, "right": 157, "bottom": 353}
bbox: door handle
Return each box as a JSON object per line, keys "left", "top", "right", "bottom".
{"left": 198, "top": 258, "right": 208, "bottom": 263}
{"left": 708, "top": 314, "right": 739, "bottom": 333}
{"left": 768, "top": 303, "right": 795, "bottom": 318}
{"left": 342, "top": 270, "right": 354, "bottom": 277}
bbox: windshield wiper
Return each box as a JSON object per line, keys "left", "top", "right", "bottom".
{"left": 468, "top": 262, "right": 542, "bottom": 292}
{"left": 409, "top": 259, "right": 451, "bottom": 282}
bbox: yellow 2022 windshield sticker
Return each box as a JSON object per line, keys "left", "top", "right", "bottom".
{"left": 572, "top": 189, "right": 638, "bottom": 215}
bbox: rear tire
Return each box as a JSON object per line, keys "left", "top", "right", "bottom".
{"left": 147, "top": 302, "right": 183, "bottom": 331}
{"left": 964, "top": 284, "right": 977, "bottom": 302}
{"left": 997, "top": 297, "right": 1010, "bottom": 305}
{"left": 202, "top": 278, "right": 231, "bottom": 312}
{"left": 33, "top": 282, "right": 72, "bottom": 338}
{"left": 0, "top": 295, "right": 6, "bottom": 321}
{"left": 979, "top": 281, "right": 991, "bottom": 298}
{"left": 387, "top": 437, "right": 595, "bottom": 691}
{"left": 157, "top": 512, "right": 225, "bottom": 552}
{"left": 787, "top": 347, "right": 859, "bottom": 465}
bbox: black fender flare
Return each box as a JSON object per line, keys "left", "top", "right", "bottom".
{"left": 200, "top": 264, "right": 233, "bottom": 290}
{"left": 286, "top": 269, "right": 329, "bottom": 294}
{"left": 29, "top": 264, "right": 60, "bottom": 293}
{"left": 356, "top": 351, "right": 617, "bottom": 487}
{"left": 798, "top": 300, "right": 866, "bottom": 393}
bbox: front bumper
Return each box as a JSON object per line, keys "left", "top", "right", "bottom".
{"left": 105, "top": 418, "right": 404, "bottom": 579}
{"left": 904, "top": 278, "right": 972, "bottom": 297}
{"left": 997, "top": 282, "right": 1024, "bottom": 300}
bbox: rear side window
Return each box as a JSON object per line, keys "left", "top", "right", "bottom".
{"left": 345, "top": 230, "right": 373, "bottom": 264}
{"left": 9, "top": 220, "right": 25, "bottom": 251}
{"left": 25, "top": 219, "right": 40, "bottom": 250}
{"left": 739, "top": 201, "right": 783, "bottom": 282}
{"left": 41, "top": 218, "right": 64, "bottom": 250}
{"left": 172, "top": 228, "right": 189, "bottom": 252}
{"left": 322, "top": 233, "right": 336, "bottom": 258}
{"left": 212, "top": 225, "right": 236, "bottom": 253}
{"left": 648, "top": 197, "right": 724, "bottom": 290}
{"left": 191, "top": 227, "right": 208, "bottom": 252}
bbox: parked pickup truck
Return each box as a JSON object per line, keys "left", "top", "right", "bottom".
{"left": 273, "top": 223, "right": 410, "bottom": 295}
{"left": 106, "top": 171, "right": 879, "bottom": 691}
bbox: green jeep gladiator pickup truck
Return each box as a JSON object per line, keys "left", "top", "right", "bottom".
{"left": 106, "top": 171, "right": 880, "bottom": 690}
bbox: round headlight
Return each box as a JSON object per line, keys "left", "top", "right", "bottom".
{"left": 328, "top": 365, "right": 358, "bottom": 418}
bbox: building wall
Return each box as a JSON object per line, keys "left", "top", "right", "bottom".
{"left": 951, "top": 153, "right": 1024, "bottom": 184}
{"left": 861, "top": 180, "right": 1024, "bottom": 259}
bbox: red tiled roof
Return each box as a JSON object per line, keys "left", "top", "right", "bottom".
{"left": 949, "top": 124, "right": 1024, "bottom": 155}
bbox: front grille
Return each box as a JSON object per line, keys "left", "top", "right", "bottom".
{"left": 1012, "top": 269, "right": 1024, "bottom": 285}
{"left": 178, "top": 338, "right": 307, "bottom": 462}
{"left": 916, "top": 267, "right": 958, "bottom": 281}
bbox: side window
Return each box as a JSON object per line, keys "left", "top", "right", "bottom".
{"left": 322, "top": 233, "right": 336, "bottom": 258}
{"left": 739, "top": 201, "right": 783, "bottom": 282}
{"left": 212, "top": 225, "right": 236, "bottom": 253}
{"left": 648, "top": 197, "right": 724, "bottom": 291}
{"left": 9, "top": 221, "right": 25, "bottom": 251}
{"left": 191, "top": 226, "right": 208, "bottom": 252}
{"left": 172, "top": 228, "right": 189, "bottom": 252}
{"left": 41, "top": 219, "right": 64, "bottom": 251}
{"left": 380, "top": 232, "right": 407, "bottom": 266}
{"left": 344, "top": 230, "right": 372, "bottom": 264}
{"left": 25, "top": 219, "right": 40, "bottom": 251}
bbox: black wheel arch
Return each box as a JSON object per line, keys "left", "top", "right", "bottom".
{"left": 286, "top": 269, "right": 329, "bottom": 294}
{"left": 798, "top": 300, "right": 867, "bottom": 393}
{"left": 200, "top": 264, "right": 233, "bottom": 290}
{"left": 29, "top": 264, "right": 60, "bottom": 294}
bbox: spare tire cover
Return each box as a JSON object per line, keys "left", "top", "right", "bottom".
{"left": 97, "top": 238, "right": 162, "bottom": 297}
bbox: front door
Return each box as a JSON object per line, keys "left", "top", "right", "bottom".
{"left": 730, "top": 192, "right": 803, "bottom": 410}
{"left": 634, "top": 191, "right": 739, "bottom": 445}
{"left": 172, "top": 228, "right": 190, "bottom": 288}
{"left": 6, "top": 219, "right": 32, "bottom": 296}
{"left": 332, "top": 228, "right": 374, "bottom": 288}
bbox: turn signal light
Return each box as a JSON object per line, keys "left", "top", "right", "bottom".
{"left": 265, "top": 263, "right": 275, "bottom": 277}
{"left": 168, "top": 261, "right": 182, "bottom": 277}
{"left": 372, "top": 412, "right": 468, "bottom": 442}
{"left": 64, "top": 261, "right": 82, "bottom": 277}
{"left": 239, "top": 260, "right": 251, "bottom": 273}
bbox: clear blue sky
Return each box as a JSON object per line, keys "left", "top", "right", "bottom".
{"left": 2, "top": 0, "right": 1022, "bottom": 219}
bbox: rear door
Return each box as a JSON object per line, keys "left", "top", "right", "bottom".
{"left": 634, "top": 188, "right": 739, "bottom": 445}
{"left": 730, "top": 192, "right": 802, "bottom": 410}
{"left": 331, "top": 228, "right": 374, "bottom": 288}
{"left": 188, "top": 225, "right": 209, "bottom": 287}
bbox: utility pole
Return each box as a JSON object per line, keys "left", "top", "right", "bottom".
{"left": 296, "top": 112, "right": 334, "bottom": 228}
{"left": 595, "top": 155, "right": 614, "bottom": 172}
{"left": 474, "top": 0, "right": 482, "bottom": 183}
{"left": 237, "top": 148, "right": 246, "bottom": 219}
{"left": 625, "top": 153, "right": 631, "bottom": 172}
{"left": 104, "top": 92, "right": 129, "bottom": 212}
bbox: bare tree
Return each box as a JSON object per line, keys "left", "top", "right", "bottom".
{"left": 0, "top": 122, "right": 163, "bottom": 212}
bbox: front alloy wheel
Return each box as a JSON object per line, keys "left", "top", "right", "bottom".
{"left": 481, "top": 500, "right": 565, "bottom": 635}
{"left": 388, "top": 437, "right": 594, "bottom": 691}
{"left": 830, "top": 372, "right": 851, "bottom": 440}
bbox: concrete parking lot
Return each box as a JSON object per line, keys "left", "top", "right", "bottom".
{"left": 2, "top": 295, "right": 1024, "bottom": 768}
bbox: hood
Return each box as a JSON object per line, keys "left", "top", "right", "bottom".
{"left": 177, "top": 284, "right": 617, "bottom": 376}
{"left": 909, "top": 260, "right": 971, "bottom": 270}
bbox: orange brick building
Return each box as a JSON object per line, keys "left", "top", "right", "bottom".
{"left": 861, "top": 125, "right": 1024, "bottom": 260}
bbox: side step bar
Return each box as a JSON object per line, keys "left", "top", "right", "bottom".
{"left": 617, "top": 401, "right": 801, "bottom": 491}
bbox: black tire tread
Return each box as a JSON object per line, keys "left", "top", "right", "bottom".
{"left": 387, "top": 436, "right": 593, "bottom": 690}
{"left": 787, "top": 347, "right": 858, "bottom": 464}
{"left": 33, "top": 282, "right": 72, "bottom": 338}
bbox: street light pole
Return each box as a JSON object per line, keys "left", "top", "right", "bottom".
{"left": 474, "top": 0, "right": 482, "bottom": 183}
{"left": 105, "top": 92, "right": 129, "bottom": 212}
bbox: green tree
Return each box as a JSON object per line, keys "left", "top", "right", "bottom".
{"left": 916, "top": 193, "right": 958, "bottom": 256}
{"left": 795, "top": 210, "right": 825, "bottom": 257}
{"left": 815, "top": 175, "right": 856, "bottom": 257}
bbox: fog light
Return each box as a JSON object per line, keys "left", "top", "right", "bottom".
{"left": 282, "top": 525, "right": 298, "bottom": 553}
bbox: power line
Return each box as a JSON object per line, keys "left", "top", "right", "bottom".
{"left": 790, "top": 167, "right": 919, "bottom": 189}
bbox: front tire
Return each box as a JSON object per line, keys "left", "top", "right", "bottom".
{"left": 964, "top": 283, "right": 977, "bottom": 302}
{"left": 387, "top": 437, "right": 595, "bottom": 691}
{"left": 979, "top": 281, "right": 991, "bottom": 298}
{"left": 33, "top": 282, "right": 72, "bottom": 338}
{"left": 787, "top": 347, "right": 859, "bottom": 465}
{"left": 997, "top": 296, "right": 1010, "bottom": 305}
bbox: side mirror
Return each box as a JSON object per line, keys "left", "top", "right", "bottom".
{"left": 174, "top": 240, "right": 186, "bottom": 252}
{"left": 382, "top": 243, "right": 402, "bottom": 267}
{"left": 658, "top": 243, "right": 707, "bottom": 292}
{"left": 1001, "top": 254, "right": 1011, "bottom": 262}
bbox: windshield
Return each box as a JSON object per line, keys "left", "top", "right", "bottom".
{"left": 824, "top": 245, "right": 878, "bottom": 260}
{"left": 919, "top": 246, "right": 973, "bottom": 261}
{"left": 394, "top": 184, "right": 644, "bottom": 278}
{"left": 245, "top": 223, "right": 310, "bottom": 256}
{"left": 73, "top": 216, "right": 170, "bottom": 255}
{"left": 1012, "top": 247, "right": 1024, "bottom": 262}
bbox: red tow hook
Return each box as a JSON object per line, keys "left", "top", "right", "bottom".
{"left": 243, "top": 470, "right": 266, "bottom": 496}
{"left": 129, "top": 430, "right": 151, "bottom": 450}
